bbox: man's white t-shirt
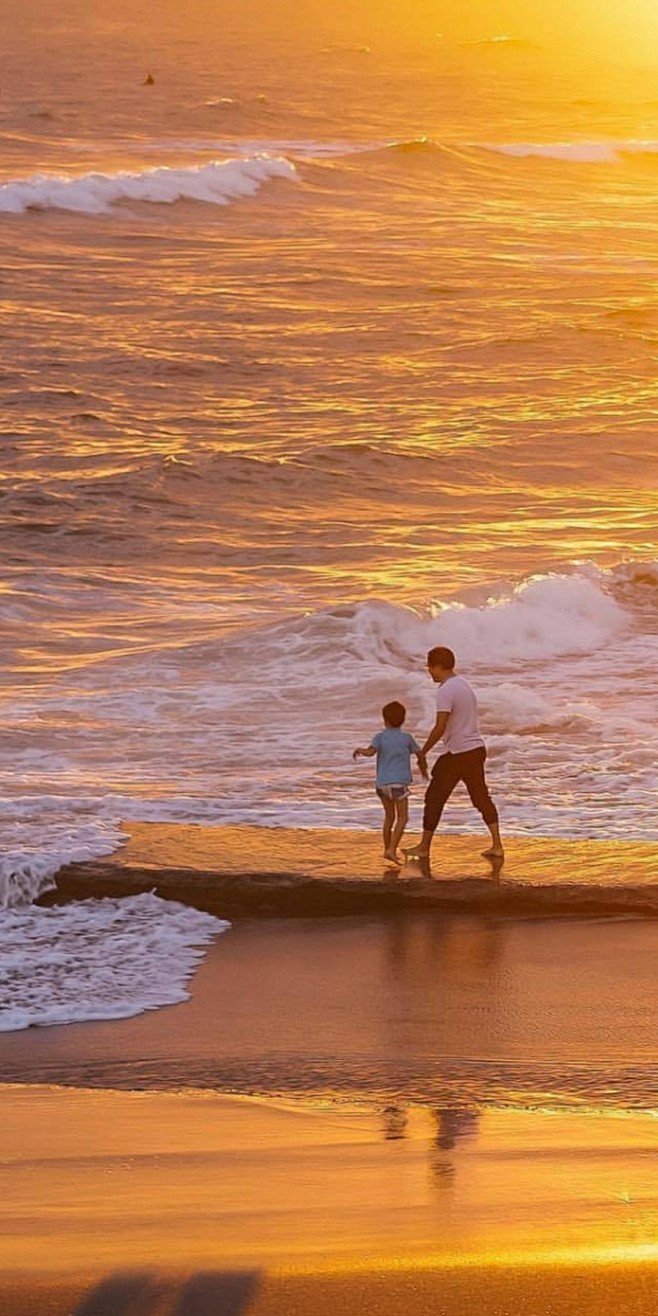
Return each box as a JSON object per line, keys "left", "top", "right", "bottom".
{"left": 435, "top": 674, "right": 484, "bottom": 755}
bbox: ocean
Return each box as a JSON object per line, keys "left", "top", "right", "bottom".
{"left": 3, "top": 1, "right": 658, "bottom": 1030}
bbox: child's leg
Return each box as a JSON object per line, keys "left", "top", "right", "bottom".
{"left": 389, "top": 797, "right": 409, "bottom": 857}
{"left": 379, "top": 794, "right": 396, "bottom": 853}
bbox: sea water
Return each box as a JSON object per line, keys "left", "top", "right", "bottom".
{"left": 3, "top": 0, "right": 658, "bottom": 1026}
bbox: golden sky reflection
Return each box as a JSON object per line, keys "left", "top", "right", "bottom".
{"left": 4, "top": 1085, "right": 658, "bottom": 1279}
{"left": 170, "top": 0, "right": 658, "bottom": 65}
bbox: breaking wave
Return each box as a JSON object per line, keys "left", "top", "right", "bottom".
{"left": 0, "top": 154, "right": 298, "bottom": 214}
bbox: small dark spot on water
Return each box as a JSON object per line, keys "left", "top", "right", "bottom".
{"left": 11, "top": 520, "right": 59, "bottom": 533}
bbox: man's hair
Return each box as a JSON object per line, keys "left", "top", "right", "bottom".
{"left": 427, "top": 646, "right": 455, "bottom": 671}
{"left": 382, "top": 700, "right": 406, "bottom": 728}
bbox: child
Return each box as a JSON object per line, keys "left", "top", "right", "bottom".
{"left": 353, "top": 701, "right": 427, "bottom": 863}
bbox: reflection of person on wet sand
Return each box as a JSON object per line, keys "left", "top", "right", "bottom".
{"left": 404, "top": 646, "right": 504, "bottom": 864}
{"left": 353, "top": 700, "right": 427, "bottom": 863}
{"left": 429, "top": 1107, "right": 480, "bottom": 1189}
{"left": 379, "top": 1104, "right": 480, "bottom": 1186}
{"left": 382, "top": 1104, "right": 409, "bottom": 1140}
{"left": 433, "top": 1107, "right": 480, "bottom": 1150}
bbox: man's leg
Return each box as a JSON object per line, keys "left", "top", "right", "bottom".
{"left": 460, "top": 748, "right": 504, "bottom": 858}
{"left": 404, "top": 754, "right": 460, "bottom": 858}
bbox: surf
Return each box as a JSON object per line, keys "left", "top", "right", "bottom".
{"left": 0, "top": 154, "right": 298, "bottom": 214}
{"left": 479, "top": 139, "right": 658, "bottom": 164}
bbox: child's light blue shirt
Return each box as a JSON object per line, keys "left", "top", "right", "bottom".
{"left": 370, "top": 727, "right": 420, "bottom": 788}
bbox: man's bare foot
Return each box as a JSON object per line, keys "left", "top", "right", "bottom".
{"left": 482, "top": 847, "right": 504, "bottom": 859}
{"left": 403, "top": 846, "right": 430, "bottom": 861}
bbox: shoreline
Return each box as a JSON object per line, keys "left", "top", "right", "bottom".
{"left": 6, "top": 910, "right": 658, "bottom": 1103}
{"left": 11, "top": 864, "right": 658, "bottom": 1314}
{"left": 46, "top": 822, "right": 658, "bottom": 919}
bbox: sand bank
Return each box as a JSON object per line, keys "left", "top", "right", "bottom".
{"left": 49, "top": 823, "right": 658, "bottom": 918}
{"left": 3, "top": 1085, "right": 658, "bottom": 1315}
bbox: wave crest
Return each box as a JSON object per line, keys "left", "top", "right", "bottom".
{"left": 481, "top": 139, "right": 658, "bottom": 164}
{"left": 335, "top": 571, "right": 627, "bottom": 670}
{"left": 0, "top": 154, "right": 298, "bottom": 215}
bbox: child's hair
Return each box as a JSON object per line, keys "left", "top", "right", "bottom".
{"left": 382, "top": 700, "right": 406, "bottom": 728}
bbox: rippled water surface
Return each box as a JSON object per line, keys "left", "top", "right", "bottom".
{"left": 3, "top": 1, "right": 658, "bottom": 1034}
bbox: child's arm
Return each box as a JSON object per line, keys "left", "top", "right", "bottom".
{"left": 352, "top": 746, "right": 377, "bottom": 761}
{"left": 410, "top": 736, "right": 428, "bottom": 780}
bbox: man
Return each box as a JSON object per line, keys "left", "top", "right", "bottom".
{"left": 404, "top": 646, "right": 503, "bottom": 862}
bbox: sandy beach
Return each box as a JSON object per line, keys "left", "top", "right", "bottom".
{"left": 4, "top": 905, "right": 658, "bottom": 1313}
{"left": 3, "top": 1084, "right": 658, "bottom": 1316}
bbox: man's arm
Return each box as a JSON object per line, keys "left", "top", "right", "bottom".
{"left": 421, "top": 712, "right": 449, "bottom": 757}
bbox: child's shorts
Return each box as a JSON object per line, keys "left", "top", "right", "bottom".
{"left": 377, "top": 784, "right": 410, "bottom": 802}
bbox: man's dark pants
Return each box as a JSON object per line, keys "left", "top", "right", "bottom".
{"left": 423, "top": 746, "right": 499, "bottom": 833}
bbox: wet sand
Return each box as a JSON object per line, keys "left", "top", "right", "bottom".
{"left": 9, "top": 862, "right": 658, "bottom": 1313}
{"left": 4, "top": 912, "right": 658, "bottom": 1101}
{"left": 3, "top": 1084, "right": 658, "bottom": 1315}
{"left": 4, "top": 912, "right": 658, "bottom": 1098}
{"left": 51, "top": 823, "right": 658, "bottom": 918}
{"left": 9, "top": 1267, "right": 658, "bottom": 1316}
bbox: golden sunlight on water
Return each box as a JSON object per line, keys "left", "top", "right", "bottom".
{"left": 174, "top": 0, "right": 658, "bottom": 63}
{"left": 4, "top": 14, "right": 658, "bottom": 1316}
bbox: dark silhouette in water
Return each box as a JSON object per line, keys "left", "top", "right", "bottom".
{"left": 143, "top": 73, "right": 155, "bottom": 86}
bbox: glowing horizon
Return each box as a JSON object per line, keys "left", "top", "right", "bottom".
{"left": 229, "top": 0, "right": 658, "bottom": 65}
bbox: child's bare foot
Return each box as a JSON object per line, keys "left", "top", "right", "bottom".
{"left": 482, "top": 847, "right": 504, "bottom": 859}
{"left": 384, "top": 848, "right": 401, "bottom": 865}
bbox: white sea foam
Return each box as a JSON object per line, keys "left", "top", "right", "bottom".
{"left": 0, "top": 802, "right": 124, "bottom": 910}
{"left": 315, "top": 571, "right": 626, "bottom": 677}
{"left": 0, "top": 893, "right": 228, "bottom": 1031}
{"left": 0, "top": 563, "right": 654, "bottom": 921}
{"left": 477, "top": 683, "right": 596, "bottom": 734}
{"left": 0, "top": 154, "right": 297, "bottom": 214}
{"left": 482, "top": 139, "right": 658, "bottom": 164}
{"left": 425, "top": 573, "right": 627, "bottom": 665}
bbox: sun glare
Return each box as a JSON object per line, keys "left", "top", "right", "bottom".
{"left": 414, "top": 0, "right": 658, "bottom": 62}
